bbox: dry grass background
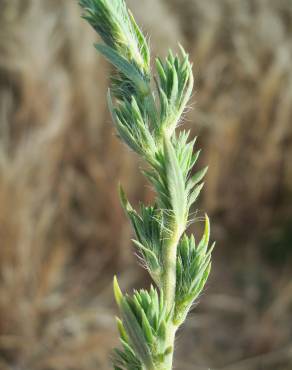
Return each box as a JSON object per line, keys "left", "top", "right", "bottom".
{"left": 0, "top": 0, "right": 291, "bottom": 369}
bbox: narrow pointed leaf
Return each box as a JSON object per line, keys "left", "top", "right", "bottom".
{"left": 95, "top": 44, "right": 149, "bottom": 95}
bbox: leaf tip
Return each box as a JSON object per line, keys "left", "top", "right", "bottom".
{"left": 113, "top": 275, "right": 123, "bottom": 307}
{"left": 118, "top": 184, "right": 129, "bottom": 211}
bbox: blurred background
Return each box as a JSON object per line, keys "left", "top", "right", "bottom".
{"left": 0, "top": 0, "right": 291, "bottom": 369}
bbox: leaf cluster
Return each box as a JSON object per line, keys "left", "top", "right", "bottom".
{"left": 143, "top": 131, "right": 207, "bottom": 235}
{"left": 155, "top": 48, "right": 194, "bottom": 138}
{"left": 175, "top": 216, "right": 215, "bottom": 325}
{"left": 79, "top": 0, "right": 150, "bottom": 98}
{"left": 120, "top": 187, "right": 164, "bottom": 286}
{"left": 113, "top": 280, "right": 171, "bottom": 370}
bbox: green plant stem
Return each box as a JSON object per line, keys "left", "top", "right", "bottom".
{"left": 164, "top": 324, "right": 177, "bottom": 370}
{"left": 150, "top": 324, "right": 176, "bottom": 370}
{"left": 161, "top": 226, "right": 180, "bottom": 370}
{"left": 163, "top": 229, "right": 179, "bottom": 311}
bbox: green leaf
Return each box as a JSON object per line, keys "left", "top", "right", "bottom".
{"left": 163, "top": 136, "right": 187, "bottom": 229}
{"left": 118, "top": 184, "right": 132, "bottom": 213}
{"left": 128, "top": 10, "right": 150, "bottom": 68}
{"left": 197, "top": 214, "right": 210, "bottom": 253}
{"left": 95, "top": 44, "right": 149, "bottom": 95}
{"left": 141, "top": 310, "right": 154, "bottom": 344}
{"left": 116, "top": 317, "right": 129, "bottom": 343}
{"left": 121, "top": 299, "right": 155, "bottom": 369}
{"left": 188, "top": 182, "right": 204, "bottom": 209}
{"left": 170, "top": 65, "right": 178, "bottom": 106}
{"left": 187, "top": 167, "right": 208, "bottom": 192}
{"left": 114, "top": 276, "right": 123, "bottom": 306}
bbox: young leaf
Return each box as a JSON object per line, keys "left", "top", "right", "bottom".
{"left": 96, "top": 44, "right": 149, "bottom": 95}
{"left": 164, "top": 136, "right": 187, "bottom": 232}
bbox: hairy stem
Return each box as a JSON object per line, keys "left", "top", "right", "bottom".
{"left": 162, "top": 226, "right": 180, "bottom": 369}
{"left": 164, "top": 324, "right": 177, "bottom": 370}
{"left": 163, "top": 229, "right": 179, "bottom": 311}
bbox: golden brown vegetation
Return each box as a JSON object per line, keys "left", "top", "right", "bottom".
{"left": 0, "top": 0, "right": 291, "bottom": 369}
